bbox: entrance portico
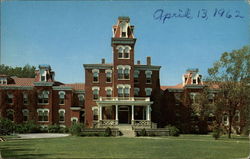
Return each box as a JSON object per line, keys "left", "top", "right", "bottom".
{"left": 96, "top": 97, "right": 153, "bottom": 128}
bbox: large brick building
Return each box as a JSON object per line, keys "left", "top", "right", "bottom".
{"left": 0, "top": 17, "right": 245, "bottom": 132}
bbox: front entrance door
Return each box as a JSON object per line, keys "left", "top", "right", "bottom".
{"left": 118, "top": 106, "right": 130, "bottom": 124}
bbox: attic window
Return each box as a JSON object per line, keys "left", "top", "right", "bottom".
{"left": 193, "top": 79, "right": 196, "bottom": 84}
{"left": 122, "top": 32, "right": 126, "bottom": 37}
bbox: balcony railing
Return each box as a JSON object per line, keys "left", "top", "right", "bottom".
{"left": 132, "top": 120, "right": 152, "bottom": 129}
{"left": 98, "top": 120, "right": 118, "bottom": 128}
{"left": 99, "top": 97, "right": 150, "bottom": 101}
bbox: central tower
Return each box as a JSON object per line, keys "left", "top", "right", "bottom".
{"left": 111, "top": 17, "right": 136, "bottom": 97}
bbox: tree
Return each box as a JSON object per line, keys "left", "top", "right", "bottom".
{"left": 0, "top": 64, "right": 36, "bottom": 78}
{"left": 207, "top": 46, "right": 250, "bottom": 138}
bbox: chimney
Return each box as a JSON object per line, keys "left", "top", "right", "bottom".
{"left": 146, "top": 56, "right": 151, "bottom": 65}
{"left": 137, "top": 60, "right": 141, "bottom": 65}
{"left": 101, "top": 58, "right": 105, "bottom": 64}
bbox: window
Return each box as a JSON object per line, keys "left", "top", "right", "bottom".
{"left": 71, "top": 117, "right": 78, "bottom": 124}
{"left": 41, "top": 76, "right": 46, "bottom": 81}
{"left": 7, "top": 93, "right": 13, "bottom": 104}
{"left": 116, "top": 46, "right": 131, "bottom": 59}
{"left": 134, "top": 70, "right": 139, "bottom": 83}
{"left": 208, "top": 93, "right": 215, "bottom": 104}
{"left": 118, "top": 87, "right": 123, "bottom": 97}
{"left": 23, "top": 93, "right": 28, "bottom": 105}
{"left": 78, "top": 94, "right": 84, "bottom": 106}
{"left": 193, "top": 79, "right": 196, "bottom": 84}
{"left": 38, "top": 91, "right": 49, "bottom": 104}
{"left": 190, "top": 92, "right": 198, "bottom": 104}
{"left": 145, "top": 88, "right": 152, "bottom": 96}
{"left": 92, "top": 87, "right": 99, "bottom": 100}
{"left": 122, "top": 32, "right": 126, "bottom": 37}
{"left": 124, "top": 87, "right": 130, "bottom": 97}
{"left": 37, "top": 109, "right": 49, "bottom": 122}
{"left": 7, "top": 109, "right": 14, "bottom": 121}
{"left": 105, "top": 87, "right": 112, "bottom": 97}
{"left": 22, "top": 109, "right": 29, "bottom": 122}
{"left": 117, "top": 65, "right": 131, "bottom": 80}
{"left": 124, "top": 68, "right": 130, "bottom": 79}
{"left": 58, "top": 109, "right": 65, "bottom": 122}
{"left": 92, "top": 107, "right": 98, "bottom": 121}
{"left": 234, "top": 110, "right": 240, "bottom": 122}
{"left": 106, "top": 70, "right": 112, "bottom": 83}
{"left": 92, "top": 69, "right": 99, "bottom": 83}
{"left": 58, "top": 91, "right": 65, "bottom": 105}
{"left": 117, "top": 85, "right": 130, "bottom": 97}
{"left": 222, "top": 114, "right": 229, "bottom": 125}
{"left": 145, "top": 70, "right": 152, "bottom": 84}
{"left": 134, "top": 88, "right": 140, "bottom": 96}
{"left": 118, "top": 68, "right": 123, "bottom": 79}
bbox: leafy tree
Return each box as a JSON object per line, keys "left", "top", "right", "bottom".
{"left": 0, "top": 64, "right": 36, "bottom": 78}
{"left": 207, "top": 46, "right": 250, "bottom": 138}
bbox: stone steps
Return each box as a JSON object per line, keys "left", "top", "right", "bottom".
{"left": 117, "top": 125, "right": 135, "bottom": 137}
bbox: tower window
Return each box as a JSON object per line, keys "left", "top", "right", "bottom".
{"left": 122, "top": 32, "right": 126, "bottom": 37}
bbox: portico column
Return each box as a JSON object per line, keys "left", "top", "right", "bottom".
{"left": 99, "top": 106, "right": 102, "bottom": 120}
{"left": 115, "top": 105, "right": 118, "bottom": 121}
{"left": 146, "top": 105, "right": 150, "bottom": 121}
{"left": 131, "top": 105, "right": 134, "bottom": 121}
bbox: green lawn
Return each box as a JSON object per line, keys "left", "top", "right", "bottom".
{"left": 0, "top": 135, "right": 249, "bottom": 159}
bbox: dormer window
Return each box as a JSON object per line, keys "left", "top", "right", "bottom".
{"left": 122, "top": 32, "right": 126, "bottom": 37}
{"left": 193, "top": 79, "right": 196, "bottom": 84}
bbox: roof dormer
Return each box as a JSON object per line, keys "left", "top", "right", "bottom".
{"left": 182, "top": 68, "right": 202, "bottom": 86}
{"left": 36, "top": 64, "right": 55, "bottom": 82}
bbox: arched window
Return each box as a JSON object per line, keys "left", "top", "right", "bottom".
{"left": 92, "top": 69, "right": 99, "bottom": 83}
{"left": 37, "top": 109, "right": 49, "bottom": 122}
{"left": 145, "top": 88, "right": 152, "bottom": 96}
{"left": 38, "top": 91, "right": 49, "bottom": 104}
{"left": 105, "top": 70, "right": 112, "bottom": 83}
{"left": 92, "top": 87, "right": 99, "bottom": 100}
{"left": 58, "top": 91, "right": 65, "bottom": 105}
{"left": 134, "top": 88, "right": 140, "bottom": 96}
{"left": 58, "top": 109, "right": 65, "bottom": 123}
{"left": 71, "top": 117, "right": 78, "bottom": 124}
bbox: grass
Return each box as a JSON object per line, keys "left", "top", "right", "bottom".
{"left": 0, "top": 134, "right": 249, "bottom": 159}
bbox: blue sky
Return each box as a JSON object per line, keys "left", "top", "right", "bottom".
{"left": 1, "top": 1, "right": 249, "bottom": 85}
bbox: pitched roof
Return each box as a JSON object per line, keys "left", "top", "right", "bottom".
{"left": 62, "top": 83, "right": 85, "bottom": 91}
{"left": 161, "top": 83, "right": 184, "bottom": 90}
{"left": 8, "top": 77, "right": 35, "bottom": 86}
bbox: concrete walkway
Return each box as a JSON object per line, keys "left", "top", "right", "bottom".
{"left": 17, "top": 133, "right": 69, "bottom": 139}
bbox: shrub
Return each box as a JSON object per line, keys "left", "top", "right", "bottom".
{"left": 48, "top": 124, "right": 61, "bottom": 133}
{"left": 80, "top": 132, "right": 105, "bottom": 137}
{"left": 165, "top": 125, "right": 180, "bottom": 137}
{"left": 104, "top": 127, "right": 112, "bottom": 137}
{"left": 212, "top": 127, "right": 222, "bottom": 140}
{"left": 139, "top": 128, "right": 147, "bottom": 136}
{"left": 69, "top": 123, "right": 84, "bottom": 136}
{"left": 0, "top": 118, "right": 15, "bottom": 135}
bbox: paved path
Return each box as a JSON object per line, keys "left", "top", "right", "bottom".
{"left": 17, "top": 133, "right": 69, "bottom": 139}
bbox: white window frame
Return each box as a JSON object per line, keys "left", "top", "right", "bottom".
{"left": 37, "top": 108, "right": 50, "bottom": 122}
{"left": 22, "top": 109, "right": 29, "bottom": 122}
{"left": 58, "top": 109, "right": 65, "bottom": 123}
{"left": 92, "top": 87, "right": 100, "bottom": 100}
{"left": 92, "top": 69, "right": 99, "bottom": 83}
{"left": 145, "top": 88, "right": 152, "bottom": 96}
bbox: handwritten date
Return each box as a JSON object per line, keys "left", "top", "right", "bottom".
{"left": 153, "top": 8, "right": 244, "bottom": 23}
